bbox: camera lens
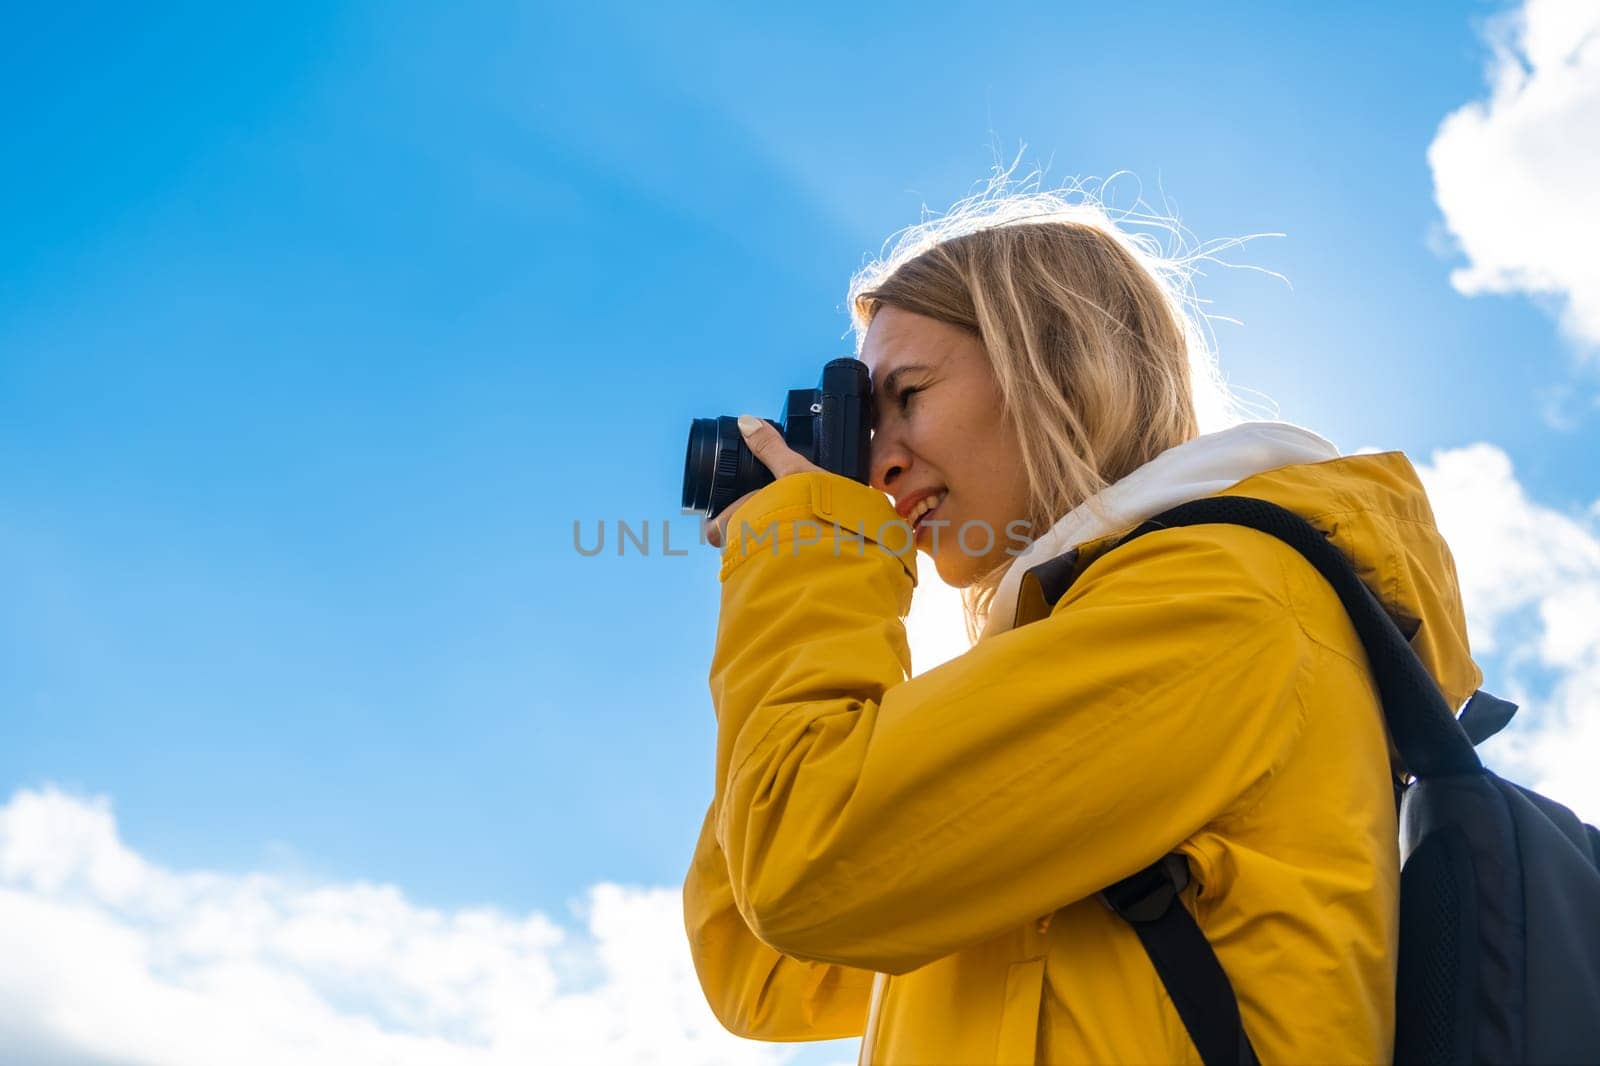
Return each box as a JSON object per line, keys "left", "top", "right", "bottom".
{"left": 681, "top": 416, "right": 776, "bottom": 517}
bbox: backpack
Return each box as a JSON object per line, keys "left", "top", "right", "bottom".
{"left": 1044, "top": 495, "right": 1600, "bottom": 1065}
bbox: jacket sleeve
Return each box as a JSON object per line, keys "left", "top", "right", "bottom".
{"left": 708, "top": 470, "right": 1314, "bottom": 976}
{"left": 683, "top": 801, "right": 874, "bottom": 1040}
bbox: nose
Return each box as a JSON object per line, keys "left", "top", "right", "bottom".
{"left": 870, "top": 431, "right": 910, "bottom": 495}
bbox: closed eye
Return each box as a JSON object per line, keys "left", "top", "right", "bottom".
{"left": 897, "top": 385, "right": 922, "bottom": 410}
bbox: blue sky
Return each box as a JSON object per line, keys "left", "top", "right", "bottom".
{"left": 4, "top": 2, "right": 1598, "bottom": 1061}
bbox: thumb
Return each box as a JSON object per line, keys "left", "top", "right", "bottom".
{"left": 737, "top": 413, "right": 773, "bottom": 444}
{"left": 737, "top": 412, "right": 819, "bottom": 478}
{"left": 737, "top": 413, "right": 783, "bottom": 464}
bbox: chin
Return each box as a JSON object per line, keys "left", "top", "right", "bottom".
{"left": 924, "top": 548, "right": 979, "bottom": 589}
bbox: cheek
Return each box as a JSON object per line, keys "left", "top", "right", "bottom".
{"left": 962, "top": 433, "right": 1029, "bottom": 521}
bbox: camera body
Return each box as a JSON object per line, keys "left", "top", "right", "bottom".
{"left": 682, "top": 358, "right": 873, "bottom": 518}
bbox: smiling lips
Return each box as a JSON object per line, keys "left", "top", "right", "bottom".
{"left": 906, "top": 490, "right": 948, "bottom": 532}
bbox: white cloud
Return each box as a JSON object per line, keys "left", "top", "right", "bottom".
{"left": 1428, "top": 0, "right": 1600, "bottom": 352}
{"left": 1415, "top": 442, "right": 1600, "bottom": 652}
{"left": 0, "top": 788, "right": 798, "bottom": 1066}
{"left": 1416, "top": 442, "right": 1600, "bottom": 816}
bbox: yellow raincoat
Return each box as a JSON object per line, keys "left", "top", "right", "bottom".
{"left": 685, "top": 448, "right": 1480, "bottom": 1064}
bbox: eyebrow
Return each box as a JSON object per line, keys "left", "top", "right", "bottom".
{"left": 880, "top": 363, "right": 931, "bottom": 400}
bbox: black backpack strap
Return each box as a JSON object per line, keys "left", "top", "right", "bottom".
{"left": 1101, "top": 855, "right": 1259, "bottom": 1066}
{"left": 1087, "top": 494, "right": 1483, "bottom": 1065}
{"left": 1458, "top": 688, "right": 1517, "bottom": 745}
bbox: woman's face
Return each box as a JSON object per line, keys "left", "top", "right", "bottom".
{"left": 861, "top": 306, "right": 1033, "bottom": 587}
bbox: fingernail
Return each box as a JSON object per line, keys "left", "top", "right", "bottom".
{"left": 737, "top": 414, "right": 761, "bottom": 435}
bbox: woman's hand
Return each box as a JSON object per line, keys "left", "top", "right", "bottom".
{"left": 704, "top": 414, "right": 824, "bottom": 549}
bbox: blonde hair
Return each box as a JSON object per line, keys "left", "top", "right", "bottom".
{"left": 848, "top": 168, "right": 1262, "bottom": 642}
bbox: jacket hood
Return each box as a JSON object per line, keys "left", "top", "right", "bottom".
{"left": 982, "top": 420, "right": 1481, "bottom": 711}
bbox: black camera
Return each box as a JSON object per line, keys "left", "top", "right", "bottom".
{"left": 681, "top": 357, "right": 873, "bottom": 518}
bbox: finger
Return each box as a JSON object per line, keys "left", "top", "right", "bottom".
{"left": 706, "top": 490, "right": 756, "bottom": 549}
{"left": 737, "top": 414, "right": 820, "bottom": 478}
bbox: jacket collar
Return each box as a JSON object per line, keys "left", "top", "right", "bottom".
{"left": 980, "top": 421, "right": 1342, "bottom": 641}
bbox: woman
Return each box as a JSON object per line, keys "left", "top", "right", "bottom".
{"left": 683, "top": 186, "right": 1480, "bottom": 1063}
